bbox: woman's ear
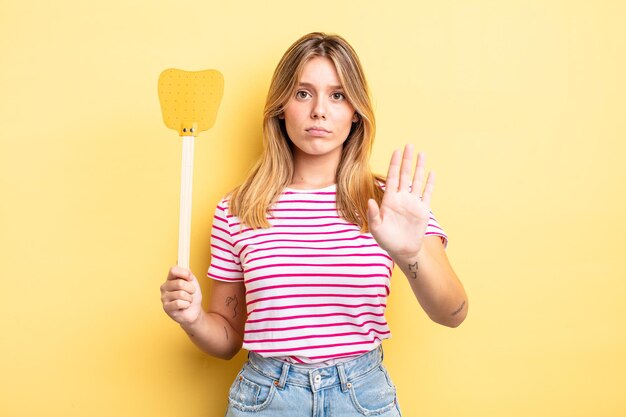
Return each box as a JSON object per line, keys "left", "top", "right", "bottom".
{"left": 278, "top": 113, "right": 285, "bottom": 120}
{"left": 352, "top": 113, "right": 359, "bottom": 123}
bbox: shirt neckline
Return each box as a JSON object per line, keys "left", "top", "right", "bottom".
{"left": 284, "top": 184, "right": 337, "bottom": 192}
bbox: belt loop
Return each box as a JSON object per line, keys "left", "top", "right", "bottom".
{"left": 336, "top": 363, "right": 349, "bottom": 392}
{"left": 277, "top": 361, "right": 290, "bottom": 390}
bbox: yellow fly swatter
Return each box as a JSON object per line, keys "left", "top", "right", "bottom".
{"left": 158, "top": 68, "right": 224, "bottom": 269}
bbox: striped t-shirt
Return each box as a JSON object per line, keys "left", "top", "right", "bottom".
{"left": 207, "top": 184, "right": 447, "bottom": 364}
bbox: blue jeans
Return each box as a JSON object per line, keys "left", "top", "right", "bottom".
{"left": 225, "top": 346, "right": 402, "bottom": 416}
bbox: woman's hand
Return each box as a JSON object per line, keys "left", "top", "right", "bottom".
{"left": 160, "top": 266, "right": 203, "bottom": 326}
{"left": 367, "top": 144, "right": 434, "bottom": 259}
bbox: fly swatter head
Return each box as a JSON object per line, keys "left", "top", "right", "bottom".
{"left": 158, "top": 68, "right": 224, "bottom": 136}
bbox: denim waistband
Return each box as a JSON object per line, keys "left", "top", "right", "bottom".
{"left": 246, "top": 346, "right": 384, "bottom": 393}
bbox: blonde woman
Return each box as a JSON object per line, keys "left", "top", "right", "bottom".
{"left": 160, "top": 32, "right": 467, "bottom": 416}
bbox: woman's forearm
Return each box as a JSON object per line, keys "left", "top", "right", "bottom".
{"left": 393, "top": 237, "right": 468, "bottom": 327}
{"left": 180, "top": 310, "right": 244, "bottom": 360}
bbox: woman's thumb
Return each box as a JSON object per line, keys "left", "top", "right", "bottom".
{"left": 367, "top": 199, "right": 381, "bottom": 228}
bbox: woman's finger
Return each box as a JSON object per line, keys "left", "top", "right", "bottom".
{"left": 161, "top": 277, "right": 195, "bottom": 295}
{"left": 173, "top": 290, "right": 194, "bottom": 303}
{"left": 421, "top": 171, "right": 435, "bottom": 207}
{"left": 385, "top": 149, "right": 402, "bottom": 192}
{"left": 167, "top": 266, "right": 193, "bottom": 282}
{"left": 411, "top": 152, "right": 425, "bottom": 196}
{"left": 160, "top": 288, "right": 191, "bottom": 304}
{"left": 164, "top": 299, "right": 191, "bottom": 311}
{"left": 398, "top": 144, "right": 414, "bottom": 191}
{"left": 367, "top": 198, "right": 382, "bottom": 230}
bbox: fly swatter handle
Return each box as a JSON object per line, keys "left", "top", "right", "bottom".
{"left": 177, "top": 136, "right": 194, "bottom": 269}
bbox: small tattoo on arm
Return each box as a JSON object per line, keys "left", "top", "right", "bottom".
{"left": 224, "top": 326, "right": 228, "bottom": 341}
{"left": 408, "top": 262, "right": 418, "bottom": 280}
{"left": 452, "top": 300, "right": 466, "bottom": 316}
{"left": 225, "top": 295, "right": 239, "bottom": 318}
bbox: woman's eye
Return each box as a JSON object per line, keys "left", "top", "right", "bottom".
{"left": 296, "top": 91, "right": 310, "bottom": 99}
{"left": 332, "top": 92, "right": 345, "bottom": 100}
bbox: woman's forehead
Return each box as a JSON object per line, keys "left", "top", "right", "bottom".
{"left": 297, "top": 56, "right": 342, "bottom": 88}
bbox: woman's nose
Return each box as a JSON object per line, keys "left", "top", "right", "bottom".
{"left": 311, "top": 98, "right": 327, "bottom": 119}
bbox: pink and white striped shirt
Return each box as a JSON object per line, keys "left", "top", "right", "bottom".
{"left": 207, "top": 184, "right": 447, "bottom": 364}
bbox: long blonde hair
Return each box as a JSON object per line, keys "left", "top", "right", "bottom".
{"left": 229, "top": 32, "right": 384, "bottom": 232}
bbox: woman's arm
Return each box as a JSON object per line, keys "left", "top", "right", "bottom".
{"left": 394, "top": 236, "right": 467, "bottom": 327}
{"left": 367, "top": 145, "right": 468, "bottom": 328}
{"left": 161, "top": 267, "right": 246, "bottom": 359}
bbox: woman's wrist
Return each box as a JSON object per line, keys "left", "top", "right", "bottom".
{"left": 179, "top": 309, "right": 205, "bottom": 335}
{"left": 389, "top": 246, "right": 422, "bottom": 266}
{"left": 390, "top": 245, "right": 429, "bottom": 282}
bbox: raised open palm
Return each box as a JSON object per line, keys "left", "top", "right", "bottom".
{"left": 367, "top": 144, "right": 434, "bottom": 258}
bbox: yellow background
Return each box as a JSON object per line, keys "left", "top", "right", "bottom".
{"left": 1, "top": 1, "right": 625, "bottom": 416}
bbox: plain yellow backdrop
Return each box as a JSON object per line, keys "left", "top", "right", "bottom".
{"left": 1, "top": 1, "right": 625, "bottom": 416}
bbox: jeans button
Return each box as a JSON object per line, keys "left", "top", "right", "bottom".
{"left": 314, "top": 375, "right": 321, "bottom": 383}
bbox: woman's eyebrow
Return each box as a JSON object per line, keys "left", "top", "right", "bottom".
{"left": 298, "top": 82, "right": 344, "bottom": 90}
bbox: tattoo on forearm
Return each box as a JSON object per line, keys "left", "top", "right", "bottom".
{"left": 408, "top": 261, "right": 418, "bottom": 280}
{"left": 224, "top": 326, "right": 228, "bottom": 341}
{"left": 225, "top": 295, "right": 238, "bottom": 318}
{"left": 452, "top": 301, "right": 466, "bottom": 316}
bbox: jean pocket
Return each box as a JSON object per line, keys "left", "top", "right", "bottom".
{"left": 348, "top": 365, "right": 398, "bottom": 416}
{"left": 228, "top": 365, "right": 277, "bottom": 412}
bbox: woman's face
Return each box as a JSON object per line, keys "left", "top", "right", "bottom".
{"left": 282, "top": 56, "right": 358, "bottom": 164}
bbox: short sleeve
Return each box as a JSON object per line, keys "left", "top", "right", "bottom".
{"left": 207, "top": 199, "right": 244, "bottom": 282}
{"left": 426, "top": 210, "right": 448, "bottom": 248}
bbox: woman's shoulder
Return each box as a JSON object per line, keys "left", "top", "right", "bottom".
{"left": 213, "top": 192, "right": 234, "bottom": 213}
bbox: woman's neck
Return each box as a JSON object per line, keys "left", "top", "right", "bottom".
{"left": 290, "top": 150, "right": 340, "bottom": 189}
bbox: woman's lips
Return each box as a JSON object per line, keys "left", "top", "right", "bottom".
{"left": 306, "top": 127, "right": 331, "bottom": 137}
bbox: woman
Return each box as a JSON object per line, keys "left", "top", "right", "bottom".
{"left": 160, "top": 32, "right": 467, "bottom": 416}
